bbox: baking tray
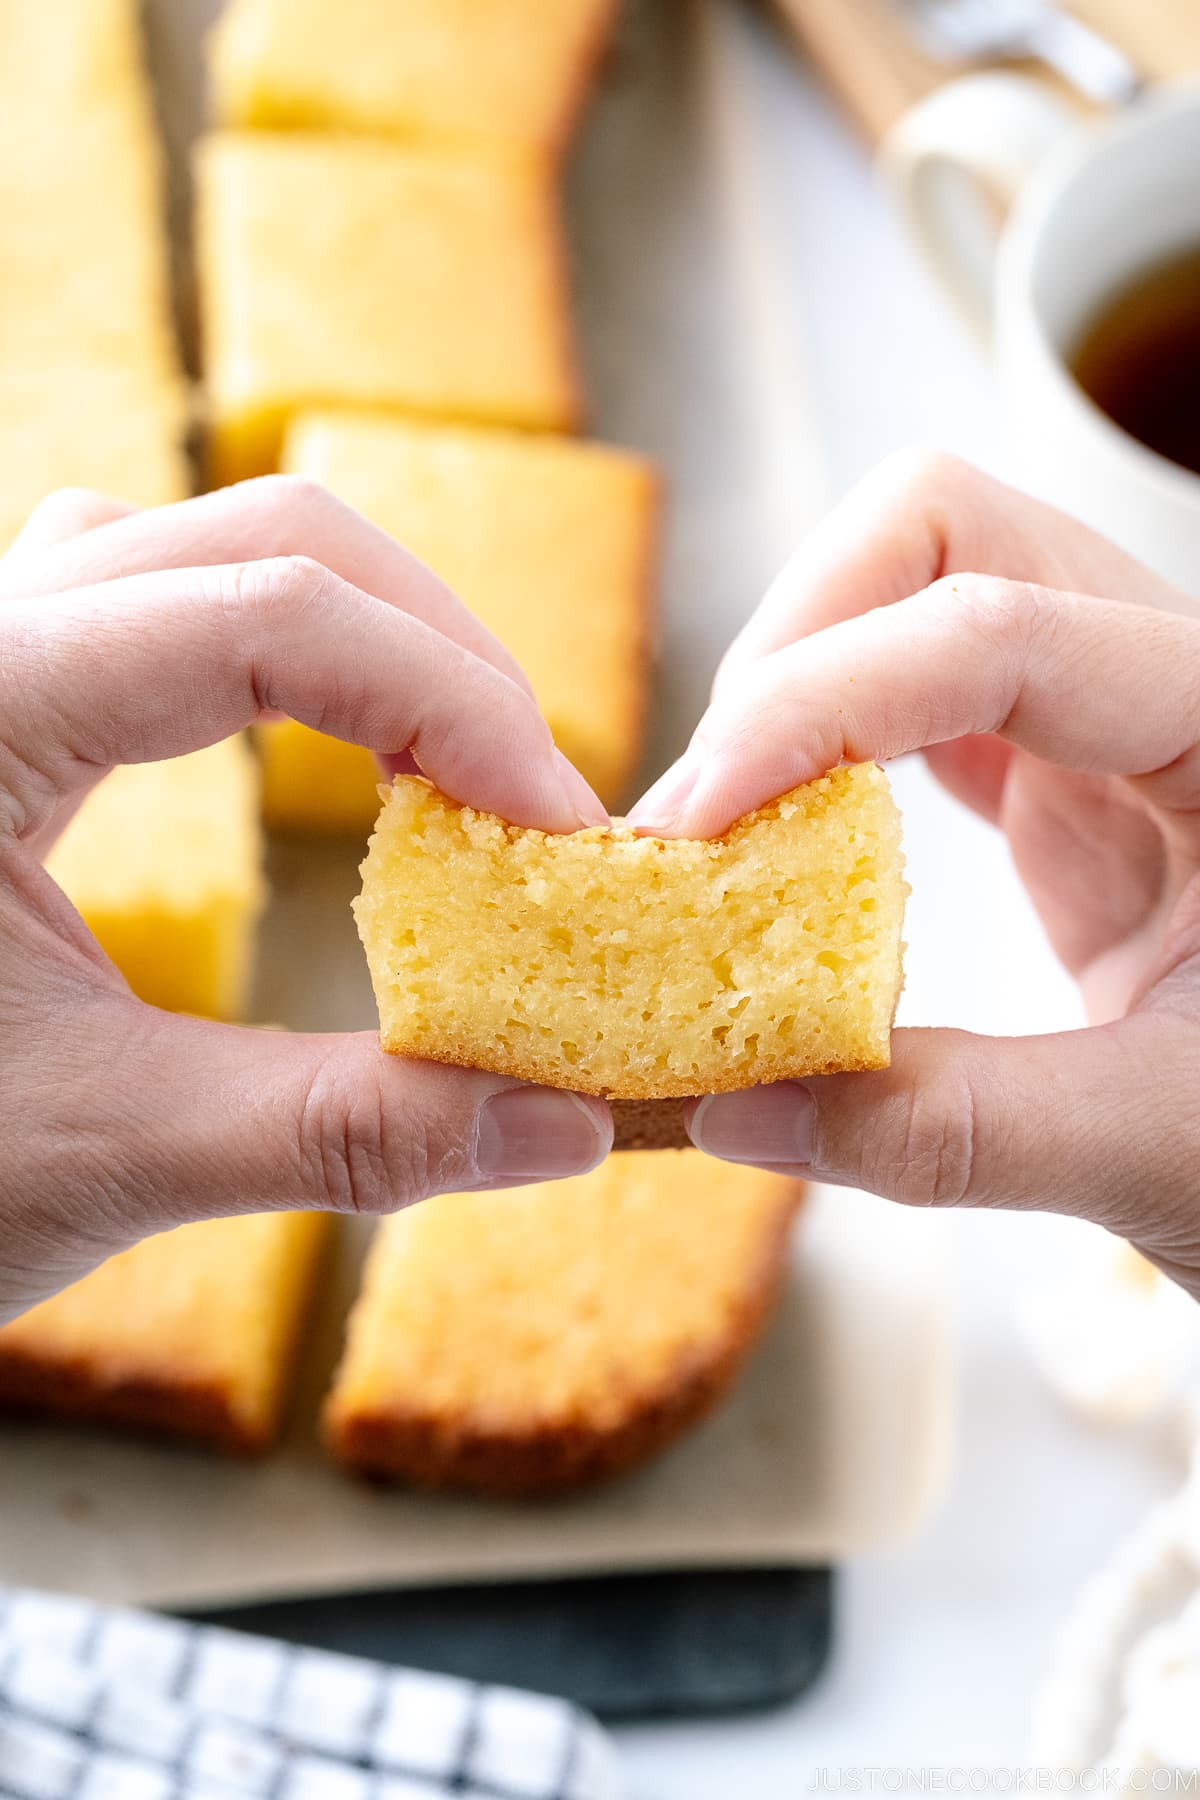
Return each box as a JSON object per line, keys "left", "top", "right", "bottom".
{"left": 0, "top": 0, "right": 951, "bottom": 1669}
{"left": 0, "top": 1181, "right": 948, "bottom": 1607}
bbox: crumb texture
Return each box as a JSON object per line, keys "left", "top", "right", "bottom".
{"left": 355, "top": 764, "right": 907, "bottom": 1098}
{"left": 324, "top": 1151, "right": 799, "bottom": 1493}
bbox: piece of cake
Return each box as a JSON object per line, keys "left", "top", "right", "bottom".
{"left": 0, "top": 0, "right": 188, "bottom": 538}
{"left": 0, "top": 369, "right": 190, "bottom": 550}
{"left": 197, "top": 132, "right": 579, "bottom": 485}
{"left": 256, "top": 723, "right": 385, "bottom": 840}
{"left": 324, "top": 1151, "right": 799, "bottom": 1494}
{"left": 45, "top": 738, "right": 266, "bottom": 1022}
{"left": 0, "top": 1213, "right": 330, "bottom": 1453}
{"left": 355, "top": 765, "right": 906, "bottom": 1099}
{"left": 209, "top": 0, "right": 620, "bottom": 157}
{"left": 257, "top": 412, "right": 658, "bottom": 833}
{"left": 0, "top": 0, "right": 147, "bottom": 111}
{"left": 0, "top": 7, "right": 181, "bottom": 384}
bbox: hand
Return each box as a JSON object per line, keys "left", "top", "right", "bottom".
{"left": 629, "top": 453, "right": 1200, "bottom": 1297}
{"left": 0, "top": 479, "right": 612, "bottom": 1324}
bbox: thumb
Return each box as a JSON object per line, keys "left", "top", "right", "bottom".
{"left": 685, "top": 1018, "right": 1197, "bottom": 1242}
{"left": 9, "top": 997, "right": 611, "bottom": 1319}
{"left": 121, "top": 1010, "right": 615, "bottom": 1225}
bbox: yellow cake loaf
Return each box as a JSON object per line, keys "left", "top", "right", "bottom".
{"left": 258, "top": 412, "right": 659, "bottom": 833}
{"left": 209, "top": 0, "right": 620, "bottom": 156}
{"left": 45, "top": 739, "right": 266, "bottom": 1022}
{"left": 0, "top": 370, "right": 189, "bottom": 550}
{"left": 324, "top": 1152, "right": 799, "bottom": 1494}
{"left": 197, "top": 132, "right": 578, "bottom": 485}
{"left": 0, "top": 1213, "right": 329, "bottom": 1453}
{"left": 355, "top": 765, "right": 906, "bottom": 1099}
{"left": 0, "top": 0, "right": 181, "bottom": 384}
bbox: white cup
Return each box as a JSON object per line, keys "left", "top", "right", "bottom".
{"left": 881, "top": 76, "right": 1200, "bottom": 596}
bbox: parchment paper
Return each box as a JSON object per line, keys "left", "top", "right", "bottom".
{"left": 0, "top": 1188, "right": 950, "bottom": 1609}
{"left": 0, "top": 0, "right": 953, "bottom": 1607}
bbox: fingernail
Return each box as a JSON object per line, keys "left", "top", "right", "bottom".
{"left": 475, "top": 1087, "right": 610, "bottom": 1180}
{"left": 625, "top": 751, "right": 702, "bottom": 831}
{"left": 554, "top": 749, "right": 609, "bottom": 828}
{"left": 690, "top": 1083, "right": 816, "bottom": 1165}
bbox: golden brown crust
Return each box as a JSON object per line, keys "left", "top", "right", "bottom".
{"left": 323, "top": 1184, "right": 802, "bottom": 1496}
{"left": 377, "top": 1031, "right": 888, "bottom": 1100}
{"left": 0, "top": 1350, "right": 270, "bottom": 1456}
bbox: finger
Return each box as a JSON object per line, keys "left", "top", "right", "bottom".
{"left": 0, "top": 557, "right": 606, "bottom": 835}
{"left": 627, "top": 579, "right": 1200, "bottom": 838}
{"left": 3, "top": 489, "right": 140, "bottom": 561}
{"left": 714, "top": 451, "right": 1188, "bottom": 692}
{"left": 0, "top": 475, "right": 537, "bottom": 703}
{"left": 685, "top": 1016, "right": 1200, "bottom": 1251}
{"left": 7, "top": 1000, "right": 613, "bottom": 1319}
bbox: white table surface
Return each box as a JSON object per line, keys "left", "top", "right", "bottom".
{"left": 614, "top": 16, "right": 1182, "bottom": 1790}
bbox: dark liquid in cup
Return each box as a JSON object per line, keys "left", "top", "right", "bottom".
{"left": 1071, "top": 245, "right": 1200, "bottom": 476}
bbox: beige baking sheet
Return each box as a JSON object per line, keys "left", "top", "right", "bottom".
{"left": 0, "top": 1186, "right": 950, "bottom": 1610}
{"left": 0, "top": 0, "right": 952, "bottom": 1606}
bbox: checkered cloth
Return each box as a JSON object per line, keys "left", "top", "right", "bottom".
{"left": 0, "top": 1587, "right": 621, "bottom": 1800}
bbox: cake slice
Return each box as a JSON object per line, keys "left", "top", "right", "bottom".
{"left": 209, "top": 0, "right": 620, "bottom": 157}
{"left": 0, "top": 369, "right": 189, "bottom": 550}
{"left": 256, "top": 724, "right": 384, "bottom": 840}
{"left": 0, "top": 0, "right": 188, "bottom": 536}
{"left": 0, "top": 8, "right": 181, "bottom": 384}
{"left": 259, "top": 412, "right": 658, "bottom": 833}
{"left": 45, "top": 738, "right": 266, "bottom": 1022}
{"left": 197, "top": 132, "right": 578, "bottom": 484}
{"left": 324, "top": 1152, "right": 799, "bottom": 1494}
{"left": 354, "top": 765, "right": 906, "bottom": 1100}
{"left": 0, "top": 1213, "right": 330, "bottom": 1453}
{"left": 0, "top": 0, "right": 148, "bottom": 111}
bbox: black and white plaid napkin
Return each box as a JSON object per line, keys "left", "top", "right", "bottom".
{"left": 0, "top": 1587, "right": 621, "bottom": 1800}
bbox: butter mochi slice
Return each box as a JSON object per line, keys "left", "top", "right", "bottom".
{"left": 256, "top": 411, "right": 659, "bottom": 833}
{"left": 209, "top": 0, "right": 620, "bottom": 157}
{"left": 324, "top": 1152, "right": 800, "bottom": 1495}
{"left": 0, "top": 1214, "right": 330, "bottom": 1453}
{"left": 197, "top": 131, "right": 579, "bottom": 484}
{"left": 0, "top": 0, "right": 184, "bottom": 383}
{"left": 0, "top": 369, "right": 188, "bottom": 550}
{"left": 354, "top": 765, "right": 906, "bottom": 1100}
{"left": 46, "top": 737, "right": 266, "bottom": 1022}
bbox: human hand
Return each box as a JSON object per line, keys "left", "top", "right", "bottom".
{"left": 628, "top": 454, "right": 1200, "bottom": 1297}
{"left": 0, "top": 479, "right": 612, "bottom": 1324}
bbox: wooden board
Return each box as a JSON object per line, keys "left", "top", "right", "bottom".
{"left": 773, "top": 0, "right": 1200, "bottom": 144}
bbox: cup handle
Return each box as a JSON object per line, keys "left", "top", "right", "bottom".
{"left": 879, "top": 72, "right": 1081, "bottom": 338}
